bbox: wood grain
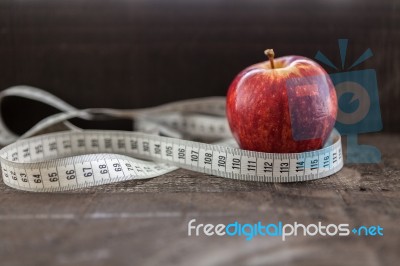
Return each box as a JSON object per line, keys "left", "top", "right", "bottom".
{"left": 0, "top": 132, "right": 398, "bottom": 266}
{"left": 0, "top": 1, "right": 399, "bottom": 264}
{"left": 0, "top": 0, "right": 399, "bottom": 133}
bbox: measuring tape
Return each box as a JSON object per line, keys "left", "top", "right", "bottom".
{"left": 0, "top": 86, "right": 343, "bottom": 192}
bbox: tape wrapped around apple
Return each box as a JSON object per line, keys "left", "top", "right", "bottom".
{"left": 226, "top": 49, "right": 338, "bottom": 153}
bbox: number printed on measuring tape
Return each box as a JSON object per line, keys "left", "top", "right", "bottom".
{"left": 0, "top": 129, "right": 343, "bottom": 192}
{"left": 0, "top": 86, "right": 344, "bottom": 192}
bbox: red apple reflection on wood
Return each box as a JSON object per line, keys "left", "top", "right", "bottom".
{"left": 226, "top": 49, "right": 338, "bottom": 153}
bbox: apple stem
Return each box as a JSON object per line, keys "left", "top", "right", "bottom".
{"left": 264, "top": 49, "right": 275, "bottom": 69}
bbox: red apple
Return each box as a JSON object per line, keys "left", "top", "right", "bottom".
{"left": 226, "top": 49, "right": 337, "bottom": 153}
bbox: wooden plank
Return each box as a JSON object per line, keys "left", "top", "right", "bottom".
{"left": 0, "top": 132, "right": 398, "bottom": 265}
{"left": 0, "top": 0, "right": 399, "bottom": 133}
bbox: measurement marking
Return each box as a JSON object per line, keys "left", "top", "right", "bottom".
{"left": 0, "top": 90, "right": 343, "bottom": 192}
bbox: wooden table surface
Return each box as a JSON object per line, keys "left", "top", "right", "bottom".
{"left": 0, "top": 132, "right": 399, "bottom": 266}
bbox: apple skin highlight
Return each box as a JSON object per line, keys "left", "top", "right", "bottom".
{"left": 226, "top": 53, "right": 338, "bottom": 153}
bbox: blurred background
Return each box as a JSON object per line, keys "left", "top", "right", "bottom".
{"left": 0, "top": 0, "right": 398, "bottom": 134}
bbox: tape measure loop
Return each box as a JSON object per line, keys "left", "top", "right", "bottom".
{"left": 0, "top": 87, "right": 343, "bottom": 191}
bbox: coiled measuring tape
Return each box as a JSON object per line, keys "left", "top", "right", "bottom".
{"left": 0, "top": 86, "right": 343, "bottom": 192}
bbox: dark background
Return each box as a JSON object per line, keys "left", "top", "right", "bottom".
{"left": 0, "top": 0, "right": 399, "bottom": 134}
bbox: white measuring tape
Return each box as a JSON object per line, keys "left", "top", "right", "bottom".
{"left": 0, "top": 86, "right": 343, "bottom": 192}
